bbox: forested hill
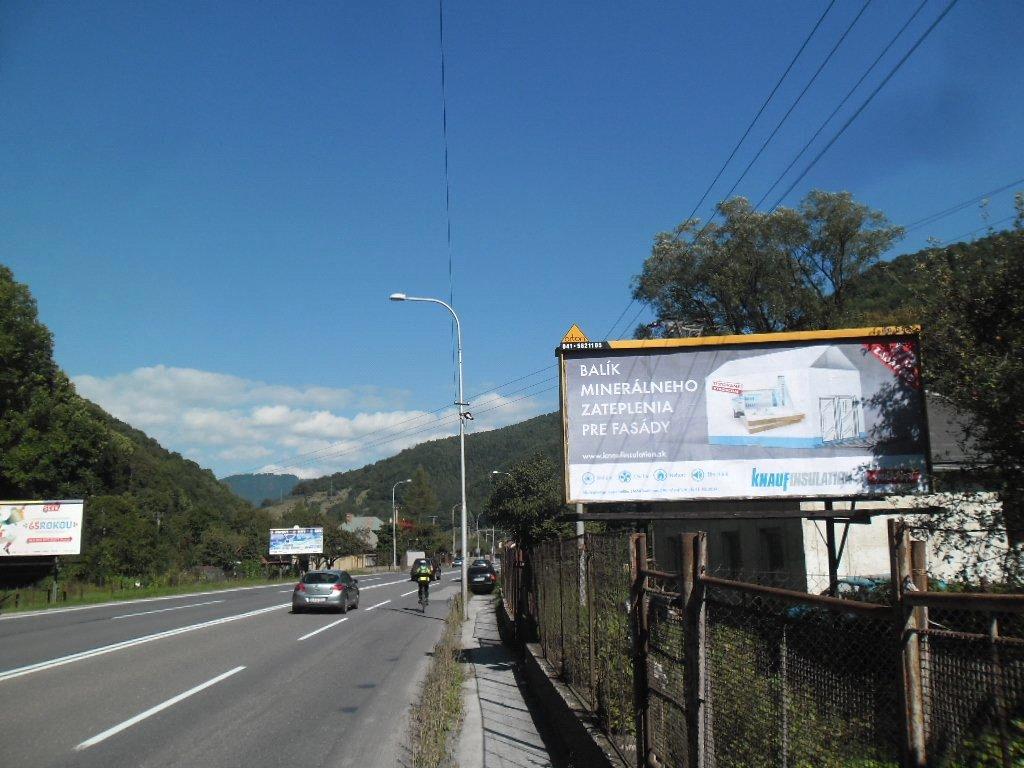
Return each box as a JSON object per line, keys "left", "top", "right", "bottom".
{"left": 0, "top": 264, "right": 267, "bottom": 584}
{"left": 290, "top": 412, "right": 562, "bottom": 522}
{"left": 220, "top": 473, "right": 300, "bottom": 506}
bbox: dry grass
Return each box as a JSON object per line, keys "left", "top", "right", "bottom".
{"left": 410, "top": 595, "right": 464, "bottom": 768}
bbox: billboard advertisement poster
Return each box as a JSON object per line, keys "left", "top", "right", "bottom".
{"left": 559, "top": 327, "right": 930, "bottom": 503}
{"left": 0, "top": 500, "right": 84, "bottom": 556}
{"left": 269, "top": 527, "right": 324, "bottom": 555}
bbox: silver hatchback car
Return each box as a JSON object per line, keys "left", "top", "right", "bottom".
{"left": 292, "top": 570, "right": 360, "bottom": 613}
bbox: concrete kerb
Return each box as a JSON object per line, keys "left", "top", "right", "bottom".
{"left": 457, "top": 598, "right": 485, "bottom": 767}
{"left": 457, "top": 594, "right": 555, "bottom": 768}
{"left": 494, "top": 600, "right": 626, "bottom": 768}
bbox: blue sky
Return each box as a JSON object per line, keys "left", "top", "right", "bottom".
{"left": 2, "top": 1, "right": 1021, "bottom": 478}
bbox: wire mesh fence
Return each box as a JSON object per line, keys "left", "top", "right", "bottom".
{"left": 503, "top": 527, "right": 1023, "bottom": 767}
{"left": 702, "top": 581, "right": 901, "bottom": 767}
{"left": 916, "top": 604, "right": 1024, "bottom": 766}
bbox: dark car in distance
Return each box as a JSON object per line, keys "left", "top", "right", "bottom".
{"left": 468, "top": 561, "right": 497, "bottom": 594}
{"left": 410, "top": 557, "right": 441, "bottom": 581}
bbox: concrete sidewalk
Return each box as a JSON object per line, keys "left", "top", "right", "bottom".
{"left": 457, "top": 595, "right": 553, "bottom": 768}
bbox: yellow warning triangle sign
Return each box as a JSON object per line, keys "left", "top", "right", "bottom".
{"left": 561, "top": 324, "right": 590, "bottom": 344}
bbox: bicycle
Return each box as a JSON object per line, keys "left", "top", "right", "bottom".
{"left": 416, "top": 576, "right": 430, "bottom": 612}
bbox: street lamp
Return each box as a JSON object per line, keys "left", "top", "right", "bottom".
{"left": 390, "top": 292, "right": 470, "bottom": 613}
{"left": 392, "top": 478, "right": 412, "bottom": 569}
{"left": 490, "top": 470, "right": 511, "bottom": 478}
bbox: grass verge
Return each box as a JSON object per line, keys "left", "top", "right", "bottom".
{"left": 0, "top": 576, "right": 294, "bottom": 614}
{"left": 410, "top": 595, "right": 464, "bottom": 768}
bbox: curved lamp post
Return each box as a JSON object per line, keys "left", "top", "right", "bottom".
{"left": 390, "top": 293, "right": 470, "bottom": 614}
{"left": 391, "top": 478, "right": 412, "bottom": 569}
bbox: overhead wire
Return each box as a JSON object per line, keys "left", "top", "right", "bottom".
{"left": 600, "top": 1, "right": 837, "bottom": 345}
{"left": 717, "top": 0, "right": 873, "bottom": 206}
{"left": 247, "top": 364, "right": 556, "bottom": 474}
{"left": 903, "top": 177, "right": 1024, "bottom": 233}
{"left": 438, "top": 0, "right": 459, "bottom": 401}
{"left": 941, "top": 215, "right": 1016, "bottom": 245}
{"left": 681, "top": 0, "right": 837, "bottom": 226}
{"left": 269, "top": 378, "right": 559, "bottom": 472}
{"left": 766, "top": 0, "right": 961, "bottom": 212}
{"left": 754, "top": 0, "right": 929, "bottom": 210}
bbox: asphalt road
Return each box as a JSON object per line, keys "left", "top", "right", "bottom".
{"left": 1, "top": 571, "right": 460, "bottom": 768}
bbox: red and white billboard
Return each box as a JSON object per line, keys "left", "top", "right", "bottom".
{"left": 0, "top": 500, "right": 84, "bottom": 556}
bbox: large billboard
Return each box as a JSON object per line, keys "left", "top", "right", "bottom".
{"left": 269, "top": 527, "right": 324, "bottom": 555}
{"left": 0, "top": 500, "right": 84, "bottom": 556}
{"left": 560, "top": 327, "right": 930, "bottom": 503}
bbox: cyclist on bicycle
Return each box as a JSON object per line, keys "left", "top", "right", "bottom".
{"left": 413, "top": 560, "right": 433, "bottom": 606}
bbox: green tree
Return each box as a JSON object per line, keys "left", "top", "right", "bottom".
{"left": 916, "top": 228, "right": 1024, "bottom": 553}
{"left": 633, "top": 191, "right": 903, "bottom": 336}
{"left": 197, "top": 525, "right": 248, "bottom": 570}
{"left": 0, "top": 265, "right": 121, "bottom": 499}
{"left": 401, "top": 467, "right": 439, "bottom": 525}
{"left": 485, "top": 453, "right": 570, "bottom": 546}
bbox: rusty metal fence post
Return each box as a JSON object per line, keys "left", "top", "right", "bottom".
{"left": 889, "top": 520, "right": 927, "bottom": 768}
{"left": 630, "top": 532, "right": 650, "bottom": 767}
{"left": 680, "top": 532, "right": 708, "bottom": 768}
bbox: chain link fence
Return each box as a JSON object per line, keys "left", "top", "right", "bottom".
{"left": 702, "top": 580, "right": 901, "bottom": 767}
{"left": 504, "top": 534, "right": 636, "bottom": 763}
{"left": 503, "top": 528, "right": 1023, "bottom": 767}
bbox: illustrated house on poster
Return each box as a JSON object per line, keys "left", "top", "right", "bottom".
{"left": 705, "top": 345, "right": 866, "bottom": 448}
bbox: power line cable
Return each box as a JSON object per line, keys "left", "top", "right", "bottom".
{"left": 602, "top": 2, "right": 836, "bottom": 345}
{"left": 718, "top": 0, "right": 873, "bottom": 206}
{"left": 755, "top": 0, "right": 928, "bottom": 209}
{"left": 272, "top": 380, "right": 558, "bottom": 473}
{"left": 767, "top": 0, "right": 961, "bottom": 212}
{"left": 942, "top": 215, "right": 1016, "bottom": 245}
{"left": 438, "top": 0, "right": 459, "bottom": 399}
{"left": 246, "top": 364, "right": 556, "bottom": 473}
{"left": 904, "top": 177, "right": 1024, "bottom": 233}
{"left": 266, "top": 374, "right": 557, "bottom": 472}
{"left": 681, "top": 0, "right": 836, "bottom": 225}
{"left": 603, "top": 299, "right": 635, "bottom": 339}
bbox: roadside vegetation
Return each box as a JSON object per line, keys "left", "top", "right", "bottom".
{"left": 0, "top": 573, "right": 294, "bottom": 614}
{"left": 410, "top": 595, "right": 464, "bottom": 768}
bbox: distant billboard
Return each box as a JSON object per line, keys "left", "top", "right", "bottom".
{"left": 0, "top": 500, "right": 84, "bottom": 556}
{"left": 269, "top": 527, "right": 323, "bottom": 555}
{"left": 559, "top": 327, "right": 930, "bottom": 504}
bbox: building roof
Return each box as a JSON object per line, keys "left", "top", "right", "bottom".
{"left": 709, "top": 345, "right": 857, "bottom": 378}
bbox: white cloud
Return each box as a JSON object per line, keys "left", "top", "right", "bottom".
{"left": 72, "top": 365, "right": 553, "bottom": 479}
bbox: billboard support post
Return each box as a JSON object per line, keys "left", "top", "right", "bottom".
{"left": 51, "top": 557, "right": 59, "bottom": 603}
{"left": 826, "top": 502, "right": 839, "bottom": 597}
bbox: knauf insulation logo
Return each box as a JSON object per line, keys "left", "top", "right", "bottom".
{"left": 751, "top": 468, "right": 791, "bottom": 492}
{"left": 751, "top": 467, "right": 856, "bottom": 491}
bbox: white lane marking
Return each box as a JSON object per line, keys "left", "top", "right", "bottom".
{"left": 0, "top": 582, "right": 294, "bottom": 621}
{"left": 75, "top": 666, "right": 246, "bottom": 750}
{"left": 359, "top": 578, "right": 416, "bottom": 591}
{"left": 278, "top": 589, "right": 293, "bottom": 593}
{"left": 111, "top": 600, "right": 224, "bottom": 620}
{"left": 297, "top": 617, "right": 349, "bottom": 641}
{"left": 400, "top": 590, "right": 417, "bottom": 597}
{"left": 0, "top": 603, "right": 289, "bottom": 683}
{"left": 365, "top": 600, "right": 391, "bottom": 611}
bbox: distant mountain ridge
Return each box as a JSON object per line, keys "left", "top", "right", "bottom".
{"left": 220, "top": 473, "right": 300, "bottom": 506}
{"left": 278, "top": 412, "right": 562, "bottom": 524}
